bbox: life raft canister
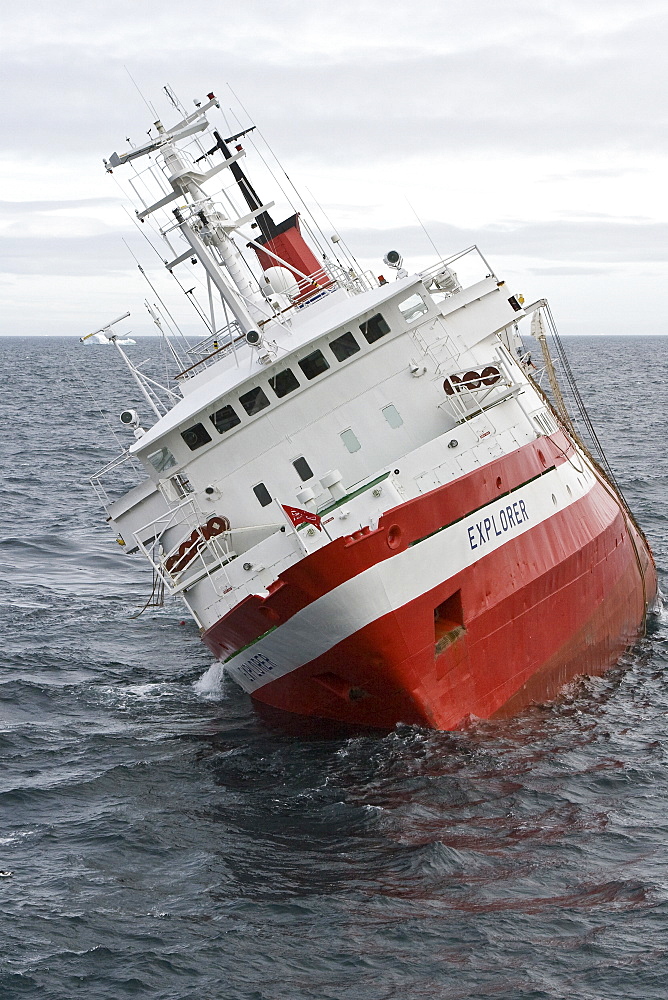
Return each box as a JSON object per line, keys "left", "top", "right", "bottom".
{"left": 165, "top": 515, "right": 230, "bottom": 574}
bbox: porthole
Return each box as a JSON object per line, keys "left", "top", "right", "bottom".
{"left": 293, "top": 457, "right": 314, "bottom": 482}
{"left": 340, "top": 428, "right": 361, "bottom": 453}
{"left": 253, "top": 483, "right": 272, "bottom": 508}
{"left": 382, "top": 404, "right": 403, "bottom": 429}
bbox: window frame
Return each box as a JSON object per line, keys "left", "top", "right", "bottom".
{"left": 359, "top": 313, "right": 390, "bottom": 344}
{"left": 292, "top": 456, "right": 314, "bottom": 482}
{"left": 329, "top": 331, "right": 361, "bottom": 363}
{"left": 180, "top": 423, "right": 213, "bottom": 452}
{"left": 239, "top": 385, "right": 271, "bottom": 417}
{"left": 298, "top": 349, "right": 330, "bottom": 381}
{"left": 253, "top": 482, "right": 273, "bottom": 508}
{"left": 210, "top": 403, "right": 242, "bottom": 435}
{"left": 146, "top": 446, "right": 177, "bottom": 474}
{"left": 268, "top": 367, "right": 300, "bottom": 399}
{"left": 397, "top": 292, "right": 429, "bottom": 323}
{"left": 340, "top": 428, "right": 361, "bottom": 453}
{"left": 381, "top": 403, "right": 404, "bottom": 429}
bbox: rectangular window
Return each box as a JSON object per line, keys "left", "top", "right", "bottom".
{"left": 293, "top": 457, "right": 313, "bottom": 482}
{"left": 359, "top": 313, "right": 390, "bottom": 344}
{"left": 268, "top": 368, "right": 300, "bottom": 398}
{"left": 210, "top": 404, "right": 241, "bottom": 434}
{"left": 181, "top": 423, "right": 212, "bottom": 451}
{"left": 146, "top": 447, "right": 176, "bottom": 473}
{"left": 298, "top": 349, "right": 330, "bottom": 380}
{"left": 398, "top": 293, "right": 428, "bottom": 322}
{"left": 382, "top": 404, "right": 403, "bottom": 428}
{"left": 239, "top": 386, "right": 270, "bottom": 416}
{"left": 253, "top": 482, "right": 273, "bottom": 507}
{"left": 330, "top": 331, "right": 360, "bottom": 362}
{"left": 340, "top": 428, "right": 361, "bottom": 453}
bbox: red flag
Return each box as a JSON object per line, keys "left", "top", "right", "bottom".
{"left": 281, "top": 504, "right": 322, "bottom": 531}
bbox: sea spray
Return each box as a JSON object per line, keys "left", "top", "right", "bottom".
{"left": 193, "top": 661, "right": 227, "bottom": 699}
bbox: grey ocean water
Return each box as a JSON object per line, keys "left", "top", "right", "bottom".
{"left": 1, "top": 335, "right": 667, "bottom": 1000}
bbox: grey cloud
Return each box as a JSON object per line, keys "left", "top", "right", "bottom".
{"left": 1, "top": 2, "right": 667, "bottom": 164}
{"left": 1, "top": 0, "right": 665, "bottom": 338}
{"left": 541, "top": 170, "right": 637, "bottom": 184}
{"left": 0, "top": 197, "right": 121, "bottom": 217}
{"left": 1, "top": 215, "right": 665, "bottom": 280}
{"left": 526, "top": 265, "right": 618, "bottom": 276}
{"left": 342, "top": 218, "right": 668, "bottom": 265}
{"left": 0, "top": 232, "right": 138, "bottom": 276}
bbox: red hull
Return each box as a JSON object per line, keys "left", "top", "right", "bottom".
{"left": 203, "top": 433, "right": 656, "bottom": 730}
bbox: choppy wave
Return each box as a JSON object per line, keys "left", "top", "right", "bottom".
{"left": 1, "top": 336, "right": 668, "bottom": 1000}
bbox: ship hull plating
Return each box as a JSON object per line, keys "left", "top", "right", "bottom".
{"left": 203, "top": 434, "right": 656, "bottom": 730}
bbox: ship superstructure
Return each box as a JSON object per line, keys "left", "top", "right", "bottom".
{"left": 87, "top": 90, "right": 656, "bottom": 729}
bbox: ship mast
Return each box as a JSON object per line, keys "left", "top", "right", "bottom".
{"left": 105, "top": 93, "right": 271, "bottom": 336}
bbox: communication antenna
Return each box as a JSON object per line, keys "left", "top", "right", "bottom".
{"left": 80, "top": 313, "right": 163, "bottom": 418}
{"left": 124, "top": 66, "right": 159, "bottom": 119}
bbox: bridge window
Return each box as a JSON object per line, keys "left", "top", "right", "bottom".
{"left": 330, "top": 331, "right": 360, "bottom": 361}
{"left": 253, "top": 482, "right": 273, "bottom": 507}
{"left": 298, "top": 349, "right": 330, "bottom": 380}
{"left": 398, "top": 293, "right": 428, "bottom": 322}
{"left": 269, "top": 368, "right": 300, "bottom": 398}
{"left": 146, "top": 447, "right": 176, "bottom": 473}
{"left": 340, "top": 428, "right": 361, "bottom": 453}
{"left": 210, "top": 404, "right": 241, "bottom": 434}
{"left": 181, "top": 423, "right": 212, "bottom": 451}
{"left": 293, "top": 457, "right": 314, "bottom": 482}
{"left": 240, "top": 386, "right": 270, "bottom": 416}
{"left": 360, "top": 313, "right": 390, "bottom": 344}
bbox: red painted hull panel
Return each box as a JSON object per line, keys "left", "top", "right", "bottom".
{"left": 202, "top": 434, "right": 656, "bottom": 730}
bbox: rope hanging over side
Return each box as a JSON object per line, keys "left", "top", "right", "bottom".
{"left": 129, "top": 562, "right": 166, "bottom": 619}
{"left": 529, "top": 307, "right": 655, "bottom": 623}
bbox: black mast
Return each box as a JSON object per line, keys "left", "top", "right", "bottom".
{"left": 197, "top": 129, "right": 278, "bottom": 243}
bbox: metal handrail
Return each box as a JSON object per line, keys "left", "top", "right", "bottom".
{"left": 89, "top": 450, "right": 144, "bottom": 506}
{"left": 420, "top": 244, "right": 497, "bottom": 284}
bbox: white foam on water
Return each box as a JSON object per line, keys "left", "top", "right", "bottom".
{"left": 193, "top": 661, "right": 227, "bottom": 700}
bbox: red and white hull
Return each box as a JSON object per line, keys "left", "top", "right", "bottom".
{"left": 92, "top": 96, "right": 659, "bottom": 737}
{"left": 202, "top": 432, "right": 657, "bottom": 730}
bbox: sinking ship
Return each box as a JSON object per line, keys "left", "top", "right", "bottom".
{"left": 86, "top": 89, "right": 656, "bottom": 729}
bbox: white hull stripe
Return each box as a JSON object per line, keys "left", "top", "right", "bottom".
{"left": 226, "top": 463, "right": 597, "bottom": 693}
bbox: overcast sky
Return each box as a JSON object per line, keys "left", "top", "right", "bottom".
{"left": 1, "top": 0, "right": 667, "bottom": 337}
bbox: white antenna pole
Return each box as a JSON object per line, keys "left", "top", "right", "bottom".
{"left": 81, "top": 312, "right": 163, "bottom": 419}
{"left": 113, "top": 340, "right": 164, "bottom": 419}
